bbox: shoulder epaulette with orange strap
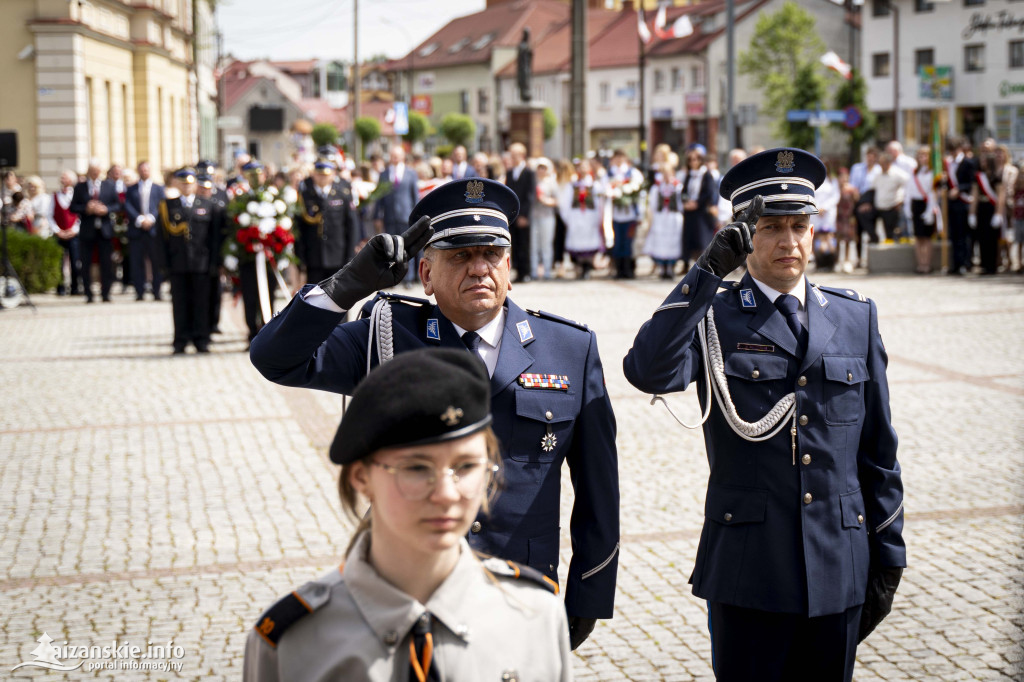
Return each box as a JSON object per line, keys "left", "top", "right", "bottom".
{"left": 479, "top": 556, "right": 559, "bottom": 595}
{"left": 253, "top": 565, "right": 344, "bottom": 648}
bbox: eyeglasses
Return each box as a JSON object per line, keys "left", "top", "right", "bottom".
{"left": 371, "top": 458, "right": 498, "bottom": 501}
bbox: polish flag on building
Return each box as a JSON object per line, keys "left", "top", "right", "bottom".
{"left": 637, "top": 7, "right": 652, "bottom": 45}
{"left": 820, "top": 51, "right": 853, "bottom": 80}
{"left": 654, "top": 5, "right": 694, "bottom": 40}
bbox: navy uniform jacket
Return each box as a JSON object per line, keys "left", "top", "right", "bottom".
{"left": 159, "top": 196, "right": 223, "bottom": 275}
{"left": 296, "top": 179, "right": 361, "bottom": 271}
{"left": 623, "top": 266, "right": 905, "bottom": 618}
{"left": 250, "top": 288, "right": 620, "bottom": 619}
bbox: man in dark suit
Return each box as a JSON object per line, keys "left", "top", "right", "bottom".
{"left": 295, "top": 158, "right": 361, "bottom": 285}
{"left": 158, "top": 168, "right": 223, "bottom": 354}
{"left": 70, "top": 160, "right": 122, "bottom": 302}
{"left": 450, "top": 145, "right": 477, "bottom": 181}
{"left": 504, "top": 142, "right": 536, "bottom": 282}
{"left": 124, "top": 160, "right": 167, "bottom": 300}
{"left": 251, "top": 179, "right": 620, "bottom": 652}
{"left": 624, "top": 148, "right": 905, "bottom": 681}
{"left": 374, "top": 146, "right": 420, "bottom": 283}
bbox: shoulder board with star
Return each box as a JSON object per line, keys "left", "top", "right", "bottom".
{"left": 817, "top": 285, "right": 869, "bottom": 303}
{"left": 724, "top": 281, "right": 742, "bottom": 289}
{"left": 526, "top": 309, "right": 588, "bottom": 332}
{"left": 478, "top": 556, "right": 559, "bottom": 595}
{"left": 252, "top": 569, "right": 343, "bottom": 649}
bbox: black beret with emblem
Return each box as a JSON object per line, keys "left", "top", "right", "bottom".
{"left": 720, "top": 147, "right": 827, "bottom": 219}
{"left": 410, "top": 177, "right": 518, "bottom": 250}
{"left": 329, "top": 348, "right": 493, "bottom": 464}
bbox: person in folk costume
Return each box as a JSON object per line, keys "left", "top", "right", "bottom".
{"left": 644, "top": 153, "right": 684, "bottom": 280}
{"left": 969, "top": 140, "right": 1005, "bottom": 275}
{"left": 564, "top": 158, "right": 606, "bottom": 280}
{"left": 607, "top": 149, "right": 643, "bottom": 279}
{"left": 995, "top": 144, "right": 1018, "bottom": 271}
{"left": 906, "top": 147, "right": 939, "bottom": 274}
{"left": 678, "top": 144, "right": 718, "bottom": 273}
{"left": 243, "top": 349, "right": 572, "bottom": 682}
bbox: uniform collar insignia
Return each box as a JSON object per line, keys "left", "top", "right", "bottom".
{"left": 426, "top": 318, "right": 440, "bottom": 341}
{"left": 740, "top": 288, "right": 757, "bottom": 308}
{"left": 516, "top": 319, "right": 533, "bottom": 343}
{"left": 812, "top": 286, "right": 828, "bottom": 308}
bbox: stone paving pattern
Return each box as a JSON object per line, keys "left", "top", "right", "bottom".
{"left": 1, "top": 271, "right": 1022, "bottom": 680}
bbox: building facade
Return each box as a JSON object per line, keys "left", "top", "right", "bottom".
{"left": 0, "top": 0, "right": 204, "bottom": 186}
{"left": 862, "top": 0, "right": 1024, "bottom": 155}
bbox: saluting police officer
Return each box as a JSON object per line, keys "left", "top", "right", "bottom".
{"left": 623, "top": 148, "right": 905, "bottom": 681}
{"left": 159, "top": 167, "right": 224, "bottom": 354}
{"left": 295, "top": 157, "right": 361, "bottom": 285}
{"left": 250, "top": 178, "right": 619, "bottom": 650}
{"left": 244, "top": 348, "right": 573, "bottom": 681}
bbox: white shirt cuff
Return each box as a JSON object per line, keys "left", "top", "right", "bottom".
{"left": 304, "top": 285, "right": 347, "bottom": 313}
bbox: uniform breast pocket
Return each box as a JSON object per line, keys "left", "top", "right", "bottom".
{"left": 511, "top": 390, "right": 578, "bottom": 463}
{"left": 723, "top": 353, "right": 790, "bottom": 418}
{"left": 822, "top": 355, "right": 869, "bottom": 425}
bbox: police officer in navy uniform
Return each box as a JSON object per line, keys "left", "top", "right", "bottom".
{"left": 623, "top": 148, "right": 905, "bottom": 681}
{"left": 196, "top": 167, "right": 228, "bottom": 334}
{"left": 295, "top": 158, "right": 361, "bottom": 285}
{"left": 250, "top": 178, "right": 619, "bottom": 650}
{"left": 159, "top": 167, "right": 224, "bottom": 354}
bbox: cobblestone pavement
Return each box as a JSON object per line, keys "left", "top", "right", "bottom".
{"left": 1, "top": 269, "right": 1022, "bottom": 681}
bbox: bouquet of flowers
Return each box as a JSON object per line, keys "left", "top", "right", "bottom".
{"left": 608, "top": 169, "right": 644, "bottom": 208}
{"left": 224, "top": 185, "right": 296, "bottom": 272}
{"left": 572, "top": 175, "right": 597, "bottom": 210}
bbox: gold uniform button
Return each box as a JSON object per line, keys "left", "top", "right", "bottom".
{"left": 545, "top": 411, "right": 553, "bottom": 421}
{"left": 803, "top": 493, "right": 813, "bottom": 505}
{"left": 799, "top": 415, "right": 809, "bottom": 426}
{"left": 471, "top": 521, "right": 482, "bottom": 533}
{"left": 724, "top": 512, "right": 733, "bottom": 522}
{"left": 847, "top": 372, "right": 854, "bottom": 382}
{"left": 797, "top": 376, "right": 807, "bottom": 387}
{"left": 751, "top": 369, "right": 760, "bottom": 379}
{"left": 801, "top": 454, "right": 811, "bottom": 465}
{"left": 857, "top": 514, "right": 864, "bottom": 524}
{"left": 682, "top": 284, "right": 690, "bottom": 295}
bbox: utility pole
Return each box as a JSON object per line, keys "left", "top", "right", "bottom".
{"left": 353, "top": 0, "right": 361, "bottom": 161}
{"left": 638, "top": 32, "right": 646, "bottom": 170}
{"left": 892, "top": 1, "right": 900, "bottom": 142}
{"left": 725, "top": 0, "right": 735, "bottom": 157}
{"left": 570, "top": 0, "right": 586, "bottom": 158}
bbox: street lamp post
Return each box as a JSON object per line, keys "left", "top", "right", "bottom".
{"left": 888, "top": 0, "right": 900, "bottom": 142}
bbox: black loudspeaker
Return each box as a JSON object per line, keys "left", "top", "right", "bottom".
{"left": 0, "top": 131, "right": 17, "bottom": 168}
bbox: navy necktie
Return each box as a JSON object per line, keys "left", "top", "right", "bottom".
{"left": 409, "top": 613, "right": 440, "bottom": 682}
{"left": 774, "top": 294, "right": 808, "bottom": 356}
{"left": 461, "top": 331, "right": 484, "bottom": 365}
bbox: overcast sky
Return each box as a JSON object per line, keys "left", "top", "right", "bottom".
{"left": 217, "top": 0, "right": 486, "bottom": 62}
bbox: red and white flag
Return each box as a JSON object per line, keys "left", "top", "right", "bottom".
{"left": 637, "top": 7, "right": 652, "bottom": 45}
{"left": 654, "top": 5, "right": 694, "bottom": 40}
{"left": 820, "top": 51, "right": 852, "bottom": 79}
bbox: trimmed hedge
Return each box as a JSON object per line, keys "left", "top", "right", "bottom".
{"left": 3, "top": 229, "right": 63, "bottom": 293}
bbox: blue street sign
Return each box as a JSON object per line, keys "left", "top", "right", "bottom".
{"left": 787, "top": 108, "right": 846, "bottom": 123}
{"left": 843, "top": 105, "right": 862, "bottom": 129}
{"left": 393, "top": 102, "right": 409, "bottom": 136}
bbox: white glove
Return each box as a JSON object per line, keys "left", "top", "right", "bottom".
{"left": 923, "top": 211, "right": 934, "bottom": 226}
{"left": 968, "top": 214, "right": 977, "bottom": 229}
{"left": 992, "top": 213, "right": 1004, "bottom": 229}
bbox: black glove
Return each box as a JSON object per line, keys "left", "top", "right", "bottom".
{"left": 695, "top": 195, "right": 764, "bottom": 277}
{"left": 567, "top": 616, "right": 597, "bottom": 651}
{"left": 858, "top": 566, "right": 903, "bottom": 643}
{"left": 318, "top": 216, "right": 433, "bottom": 310}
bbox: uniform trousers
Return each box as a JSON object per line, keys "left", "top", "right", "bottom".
{"left": 976, "top": 201, "right": 999, "bottom": 274}
{"left": 56, "top": 236, "right": 81, "bottom": 295}
{"left": 208, "top": 273, "right": 222, "bottom": 331}
{"left": 79, "top": 237, "right": 114, "bottom": 300}
{"left": 708, "top": 602, "right": 862, "bottom": 682}
{"left": 169, "top": 273, "right": 211, "bottom": 349}
{"left": 948, "top": 201, "right": 971, "bottom": 271}
{"left": 129, "top": 230, "right": 164, "bottom": 298}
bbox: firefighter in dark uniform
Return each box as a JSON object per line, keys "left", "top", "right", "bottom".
{"left": 624, "top": 148, "right": 906, "bottom": 681}
{"left": 295, "top": 158, "right": 361, "bottom": 285}
{"left": 196, "top": 163, "right": 228, "bottom": 334}
{"left": 159, "top": 167, "right": 224, "bottom": 354}
{"left": 250, "top": 178, "right": 619, "bottom": 651}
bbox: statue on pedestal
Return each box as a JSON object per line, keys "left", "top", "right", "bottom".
{"left": 517, "top": 29, "right": 532, "bottom": 104}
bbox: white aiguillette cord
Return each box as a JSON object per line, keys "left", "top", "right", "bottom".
{"left": 651, "top": 305, "right": 799, "bottom": 462}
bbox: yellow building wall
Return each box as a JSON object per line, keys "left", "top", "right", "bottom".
{"left": 133, "top": 51, "right": 193, "bottom": 175}
{"left": 0, "top": 0, "right": 41, "bottom": 175}
{"left": 80, "top": 37, "right": 136, "bottom": 169}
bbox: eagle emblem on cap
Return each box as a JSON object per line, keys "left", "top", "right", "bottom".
{"left": 775, "top": 151, "right": 795, "bottom": 174}
{"left": 465, "top": 180, "right": 485, "bottom": 204}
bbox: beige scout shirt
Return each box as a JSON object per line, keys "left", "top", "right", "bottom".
{"left": 244, "top": 534, "right": 573, "bottom": 681}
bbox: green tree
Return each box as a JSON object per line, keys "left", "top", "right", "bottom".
{"left": 543, "top": 107, "right": 557, "bottom": 141}
{"left": 833, "top": 68, "right": 878, "bottom": 165}
{"left": 780, "top": 63, "right": 826, "bottom": 150}
{"left": 311, "top": 122, "right": 339, "bottom": 148}
{"left": 403, "top": 111, "right": 430, "bottom": 144}
{"left": 354, "top": 116, "right": 382, "bottom": 157}
{"left": 439, "top": 113, "right": 476, "bottom": 147}
{"left": 738, "top": 1, "right": 827, "bottom": 136}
